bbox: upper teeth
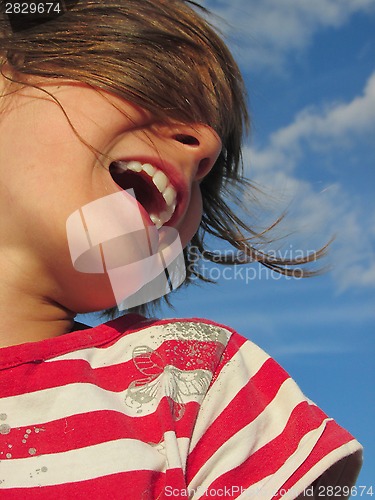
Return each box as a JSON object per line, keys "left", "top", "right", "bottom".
{"left": 114, "top": 160, "right": 177, "bottom": 229}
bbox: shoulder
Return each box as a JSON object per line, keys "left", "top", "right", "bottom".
{"left": 100, "top": 316, "right": 239, "bottom": 373}
{"left": 97, "top": 315, "right": 295, "bottom": 395}
{"left": 140, "top": 319, "right": 362, "bottom": 498}
{"left": 108, "top": 315, "right": 237, "bottom": 339}
{"left": 104, "top": 315, "right": 265, "bottom": 368}
{"left": 106, "top": 315, "right": 257, "bottom": 354}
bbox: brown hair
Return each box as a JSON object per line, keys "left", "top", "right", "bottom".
{"left": 0, "top": 0, "right": 326, "bottom": 313}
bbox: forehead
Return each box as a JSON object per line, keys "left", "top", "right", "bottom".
{"left": 0, "top": 81, "right": 160, "bottom": 159}
{"left": 1, "top": 76, "right": 148, "bottom": 114}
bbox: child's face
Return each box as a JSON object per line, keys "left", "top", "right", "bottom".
{"left": 0, "top": 76, "right": 222, "bottom": 312}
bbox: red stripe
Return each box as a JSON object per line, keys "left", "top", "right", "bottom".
{"left": 0, "top": 358, "right": 136, "bottom": 396}
{"left": 0, "top": 314, "right": 144, "bottom": 369}
{"left": 1, "top": 399, "right": 203, "bottom": 458}
{"left": 0, "top": 317, "right": 232, "bottom": 371}
{"left": 0, "top": 338, "right": 224, "bottom": 397}
{"left": 187, "top": 357, "right": 289, "bottom": 481}
{"left": 129, "top": 339, "right": 225, "bottom": 376}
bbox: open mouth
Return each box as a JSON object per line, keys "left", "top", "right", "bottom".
{"left": 109, "top": 161, "right": 178, "bottom": 229}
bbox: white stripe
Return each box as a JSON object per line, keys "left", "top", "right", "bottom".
{"left": 236, "top": 419, "right": 329, "bottom": 499}
{"left": 189, "top": 340, "right": 271, "bottom": 451}
{"left": 2, "top": 368, "right": 212, "bottom": 428}
{"left": 188, "top": 377, "right": 312, "bottom": 498}
{"left": 44, "top": 322, "right": 230, "bottom": 368}
{"left": 164, "top": 431, "right": 189, "bottom": 471}
{"left": 0, "top": 436, "right": 190, "bottom": 488}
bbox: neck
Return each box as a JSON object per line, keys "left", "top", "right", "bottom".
{"left": 0, "top": 256, "right": 76, "bottom": 348}
{"left": 0, "top": 308, "right": 74, "bottom": 348}
{"left": 0, "top": 315, "right": 76, "bottom": 349}
{"left": 0, "top": 294, "right": 76, "bottom": 348}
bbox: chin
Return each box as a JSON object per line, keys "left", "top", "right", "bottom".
{"left": 56, "top": 273, "right": 118, "bottom": 314}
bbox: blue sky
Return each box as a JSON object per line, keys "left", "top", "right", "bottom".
{"left": 80, "top": 0, "right": 375, "bottom": 488}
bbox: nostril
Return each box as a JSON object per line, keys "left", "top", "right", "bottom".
{"left": 173, "top": 134, "right": 200, "bottom": 147}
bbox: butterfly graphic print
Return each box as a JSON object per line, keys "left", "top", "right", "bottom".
{"left": 125, "top": 344, "right": 212, "bottom": 420}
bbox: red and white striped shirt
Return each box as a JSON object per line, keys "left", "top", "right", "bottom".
{"left": 0, "top": 315, "right": 362, "bottom": 498}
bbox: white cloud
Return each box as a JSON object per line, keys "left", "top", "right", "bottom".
{"left": 247, "top": 71, "right": 375, "bottom": 176}
{"left": 205, "top": 0, "right": 375, "bottom": 70}
{"left": 274, "top": 73, "right": 375, "bottom": 147}
{"left": 243, "top": 72, "right": 375, "bottom": 290}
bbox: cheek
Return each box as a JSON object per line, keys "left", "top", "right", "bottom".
{"left": 177, "top": 183, "right": 203, "bottom": 248}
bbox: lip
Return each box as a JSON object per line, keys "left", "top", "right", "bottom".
{"left": 111, "top": 155, "right": 190, "bottom": 229}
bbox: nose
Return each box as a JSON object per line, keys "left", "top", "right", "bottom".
{"left": 154, "top": 122, "right": 223, "bottom": 180}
